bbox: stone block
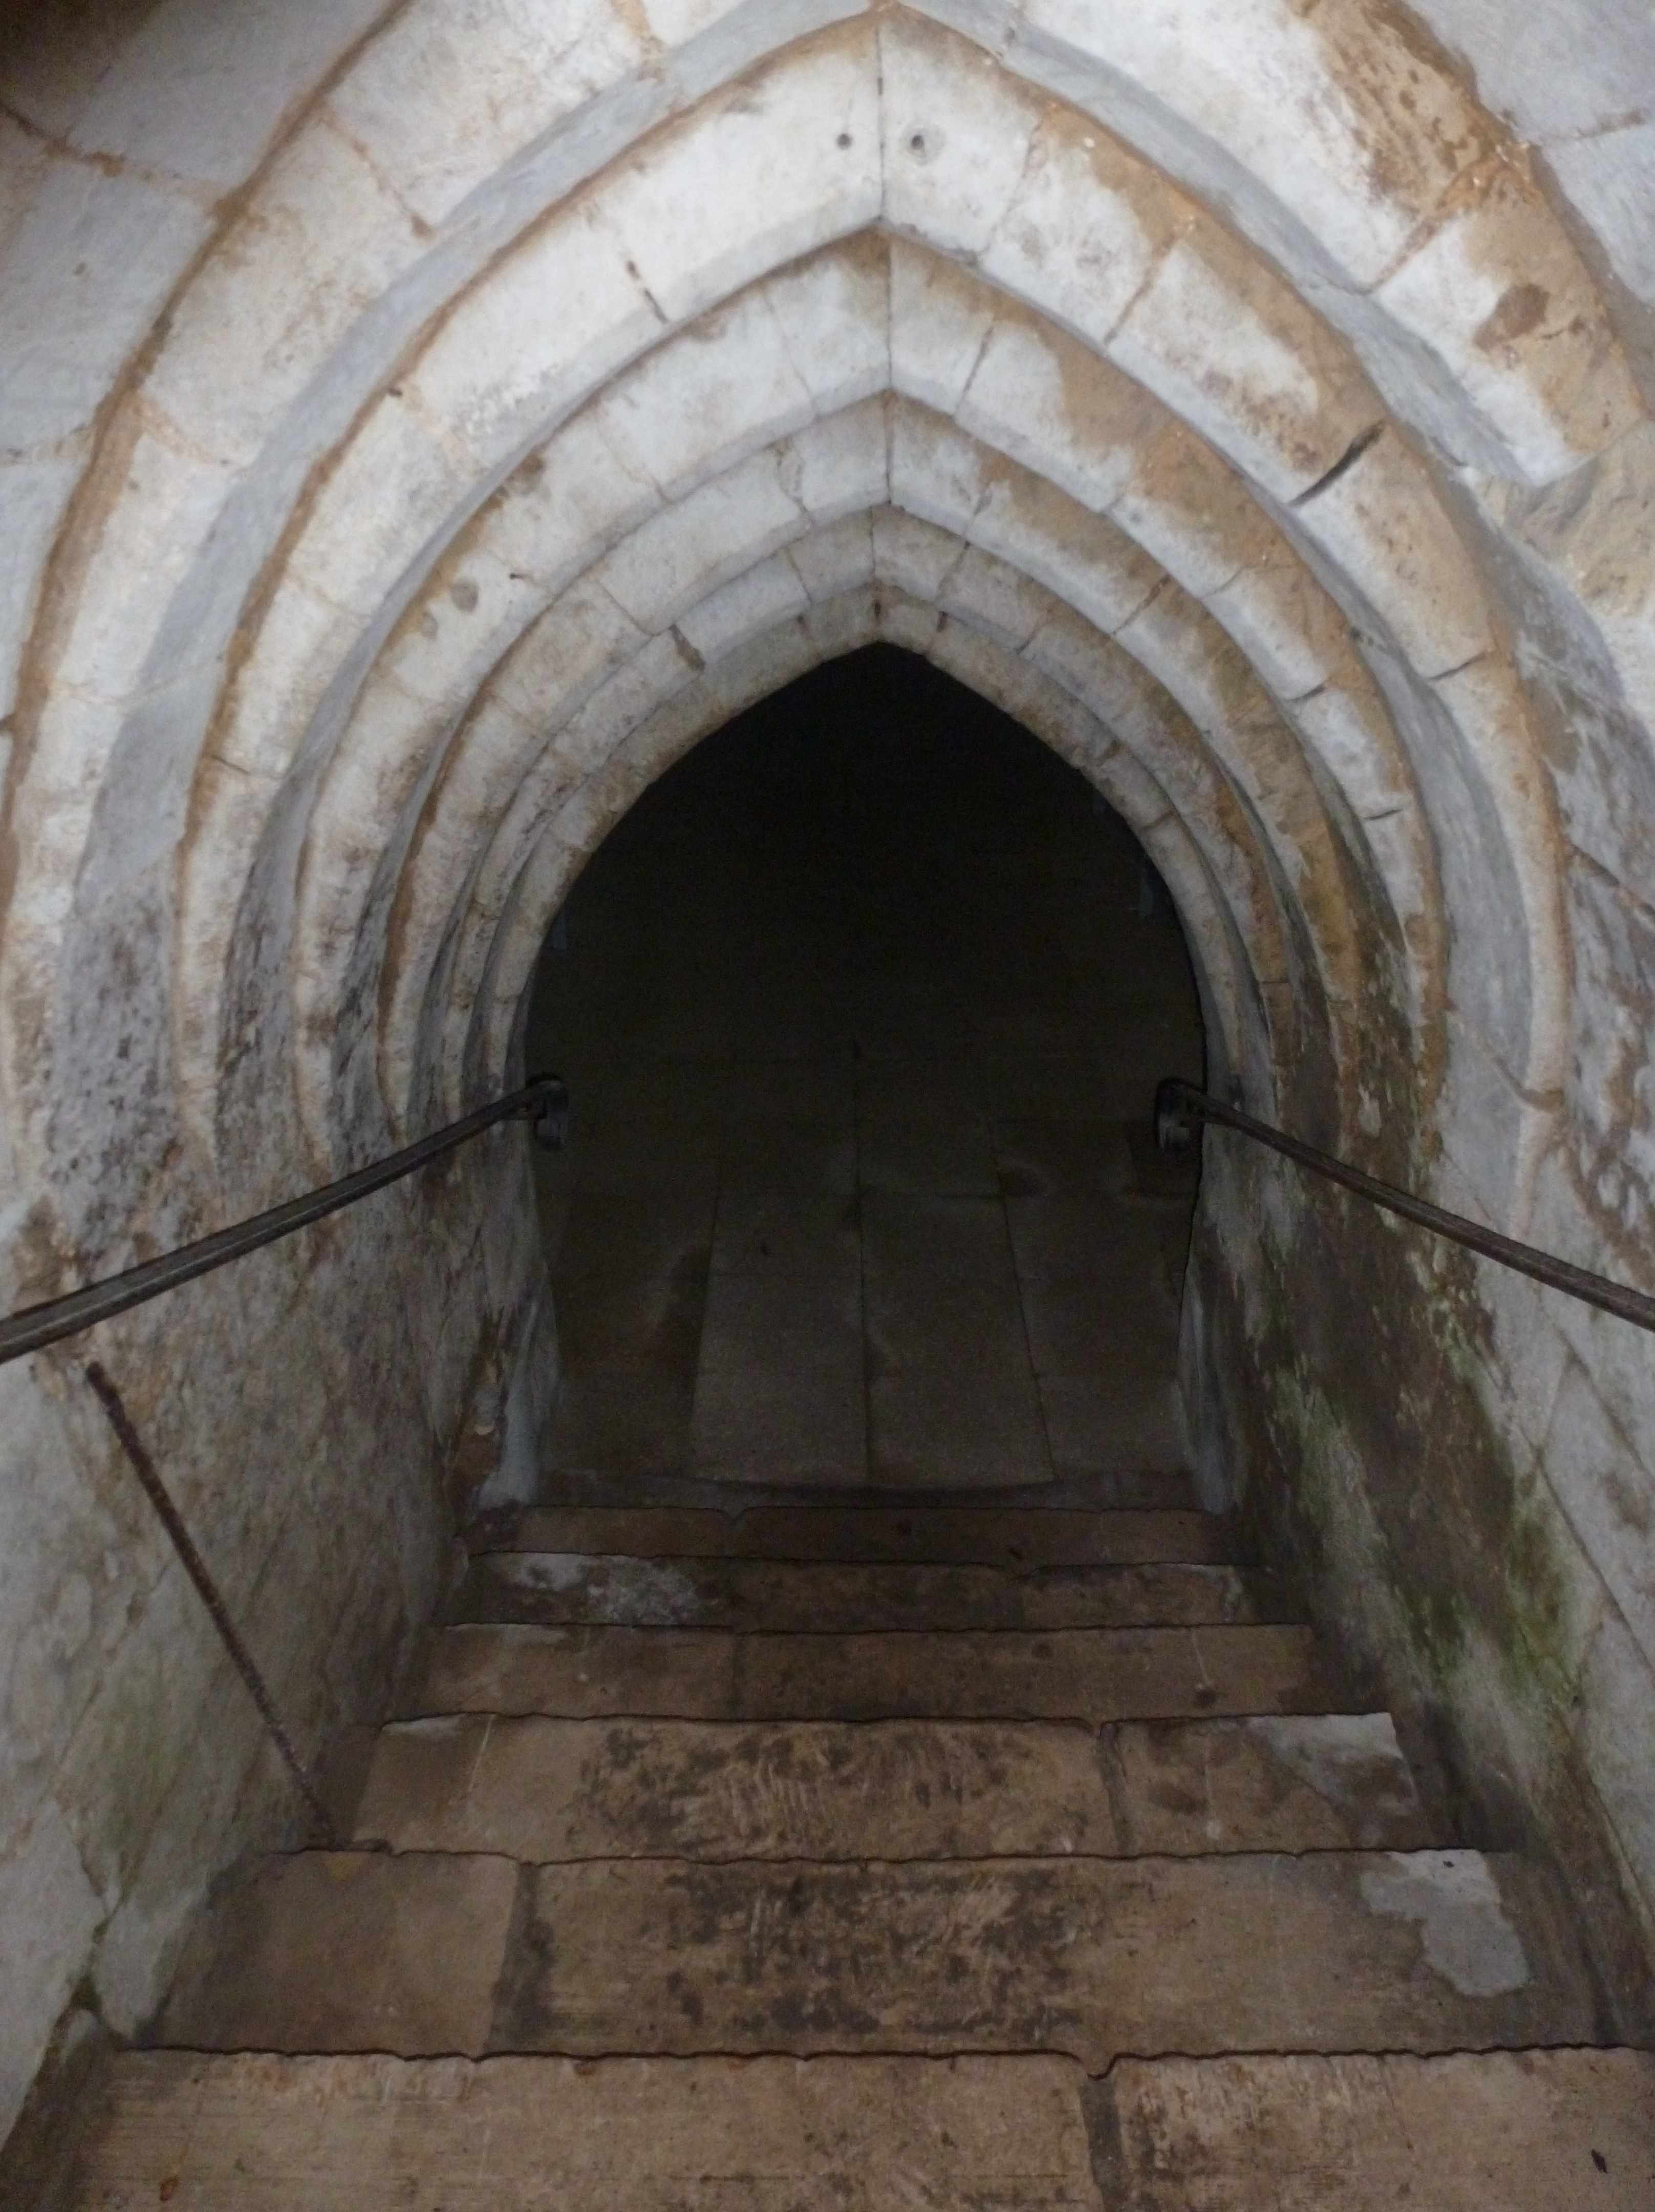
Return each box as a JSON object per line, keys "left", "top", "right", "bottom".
{"left": 672, "top": 553, "right": 809, "bottom": 664}
{"left": 1295, "top": 432, "right": 1493, "bottom": 677}
{"left": 0, "top": 1368, "right": 145, "bottom": 1805}
{"left": 326, "top": 0, "right": 649, "bottom": 227}
{"left": 68, "top": 0, "right": 386, "bottom": 191}
{"left": 1513, "top": 420, "right": 1655, "bottom": 723}
{"left": 789, "top": 512, "right": 876, "bottom": 600}
{"left": 958, "top": 307, "right": 1161, "bottom": 515}
{"left": 410, "top": 204, "right": 660, "bottom": 471}
{"left": 595, "top": 281, "right": 816, "bottom": 504}
{"left": 781, "top": 395, "right": 889, "bottom": 521}
{"left": 978, "top": 100, "right": 1189, "bottom": 353}
{"left": 937, "top": 542, "right": 1049, "bottom": 649}
{"left": 486, "top": 1848, "right": 1589, "bottom": 2064}
{"left": 888, "top": 240, "right": 998, "bottom": 413}
{"left": 89, "top": 1671, "right": 277, "bottom": 2038}
{"left": 972, "top": 467, "right": 1166, "bottom": 636}
{"left": 1540, "top": 1359, "right": 1655, "bottom": 1676}
{"left": 491, "top": 418, "right": 661, "bottom": 603}
{"left": 0, "top": 453, "right": 78, "bottom": 724}
{"left": 0, "top": 10, "right": 147, "bottom": 140}
{"left": 50, "top": 428, "right": 234, "bottom": 715}
{"left": 1109, "top": 221, "right": 1377, "bottom": 503}
{"left": 1574, "top": 1607, "right": 1655, "bottom": 1931}
{"left": 879, "top": 13, "right": 1034, "bottom": 256}
{"left": 1203, "top": 549, "right": 1351, "bottom": 700}
{"left": 0, "top": 158, "right": 208, "bottom": 451}
{"left": 495, "top": 1503, "right": 1224, "bottom": 1567}
{"left": 159, "top": 1850, "right": 519, "bottom": 2057}
{"left": 871, "top": 505, "right": 964, "bottom": 604}
{"left": 888, "top": 402, "right": 987, "bottom": 532}
{"left": 1107, "top": 1712, "right": 1433, "bottom": 1854}
{"left": 0, "top": 1791, "right": 102, "bottom": 2146}
{"left": 358, "top": 1713, "right": 1121, "bottom": 1860}
{"left": 66, "top": 2048, "right": 1104, "bottom": 2209}
{"left": 764, "top": 237, "right": 892, "bottom": 419}
{"left": 1095, "top": 2047, "right": 1655, "bottom": 2209}
{"left": 1548, "top": 119, "right": 1655, "bottom": 318}
{"left": 144, "top": 118, "right": 423, "bottom": 473}
{"left": 610, "top": 26, "right": 880, "bottom": 328}
{"left": 489, "top": 576, "right": 649, "bottom": 725}
{"left": 1291, "top": 677, "right": 1413, "bottom": 820}
{"left": 1110, "top": 414, "right": 1267, "bottom": 599}
{"left": 1020, "top": 0, "right": 1489, "bottom": 283}
{"left": 373, "top": 546, "right": 544, "bottom": 713}
{"left": 596, "top": 455, "right": 800, "bottom": 631}
{"left": 416, "top": 1621, "right": 1338, "bottom": 1723}
{"left": 51, "top": 1560, "right": 223, "bottom": 1913}
{"left": 1378, "top": 158, "right": 1642, "bottom": 484}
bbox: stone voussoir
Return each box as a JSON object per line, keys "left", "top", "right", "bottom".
{"left": 64, "top": 2048, "right": 1108, "bottom": 2211}
{"left": 480, "top": 1503, "right": 1228, "bottom": 1565}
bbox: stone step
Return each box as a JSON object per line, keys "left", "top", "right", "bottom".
{"left": 157, "top": 1848, "right": 1596, "bottom": 2068}
{"left": 480, "top": 1501, "right": 1226, "bottom": 1565}
{"left": 1092, "top": 2048, "right": 1655, "bottom": 2208}
{"left": 65, "top": 2050, "right": 1106, "bottom": 2210}
{"left": 65, "top": 2045, "right": 1655, "bottom": 2211}
{"left": 352, "top": 1712, "right": 1434, "bottom": 1861}
{"left": 510, "top": 1466, "right": 1201, "bottom": 1515}
{"left": 460, "top": 1550, "right": 1260, "bottom": 1631}
{"left": 412, "top": 1621, "right": 1346, "bottom": 1724}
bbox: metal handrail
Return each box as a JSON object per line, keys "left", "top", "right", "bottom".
{"left": 1155, "top": 1076, "right": 1655, "bottom": 1336}
{"left": 0, "top": 1072, "right": 569, "bottom": 1368}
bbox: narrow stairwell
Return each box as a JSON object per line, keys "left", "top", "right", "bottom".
{"left": 66, "top": 1486, "right": 1654, "bottom": 2205}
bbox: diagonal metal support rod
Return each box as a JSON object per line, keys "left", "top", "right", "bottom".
{"left": 84, "top": 1362, "right": 338, "bottom": 1844}
{"left": 2, "top": 1079, "right": 569, "bottom": 1856}
{"left": 1156, "top": 1075, "right": 1655, "bottom": 1336}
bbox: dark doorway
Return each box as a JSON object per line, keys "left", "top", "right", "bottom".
{"left": 524, "top": 644, "right": 1203, "bottom": 1494}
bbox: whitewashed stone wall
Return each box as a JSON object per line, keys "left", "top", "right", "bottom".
{"left": 2, "top": 0, "right": 1653, "bottom": 2138}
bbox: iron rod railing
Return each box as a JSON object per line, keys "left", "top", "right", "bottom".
{"left": 0, "top": 1072, "right": 568, "bottom": 1368}
{"left": 3, "top": 1072, "right": 568, "bottom": 1844}
{"left": 1155, "top": 1076, "right": 1655, "bottom": 1336}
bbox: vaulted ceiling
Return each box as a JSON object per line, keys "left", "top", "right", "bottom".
{"left": 4, "top": 0, "right": 1652, "bottom": 1272}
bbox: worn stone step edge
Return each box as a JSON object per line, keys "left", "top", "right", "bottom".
{"left": 492, "top": 1467, "right": 1203, "bottom": 1518}
{"left": 1091, "top": 2047, "right": 1655, "bottom": 2208}
{"left": 458, "top": 1551, "right": 1267, "bottom": 1632}
{"left": 472, "top": 1501, "right": 1227, "bottom": 1565}
{"left": 350, "top": 1711, "right": 1437, "bottom": 1862}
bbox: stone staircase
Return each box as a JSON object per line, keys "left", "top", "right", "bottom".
{"left": 63, "top": 1493, "right": 1655, "bottom": 2205}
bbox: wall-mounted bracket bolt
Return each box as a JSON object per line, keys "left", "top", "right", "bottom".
{"left": 1154, "top": 1077, "right": 1197, "bottom": 1155}
{"left": 526, "top": 1074, "right": 570, "bottom": 1153}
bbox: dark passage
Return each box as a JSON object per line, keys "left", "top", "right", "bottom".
{"left": 524, "top": 645, "right": 1203, "bottom": 1494}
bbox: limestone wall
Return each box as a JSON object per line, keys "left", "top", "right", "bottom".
{"left": 0, "top": 1126, "right": 548, "bottom": 2134}
{"left": 1, "top": 0, "right": 1652, "bottom": 2138}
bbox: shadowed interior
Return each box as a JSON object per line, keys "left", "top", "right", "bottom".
{"left": 526, "top": 645, "right": 1204, "bottom": 1491}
